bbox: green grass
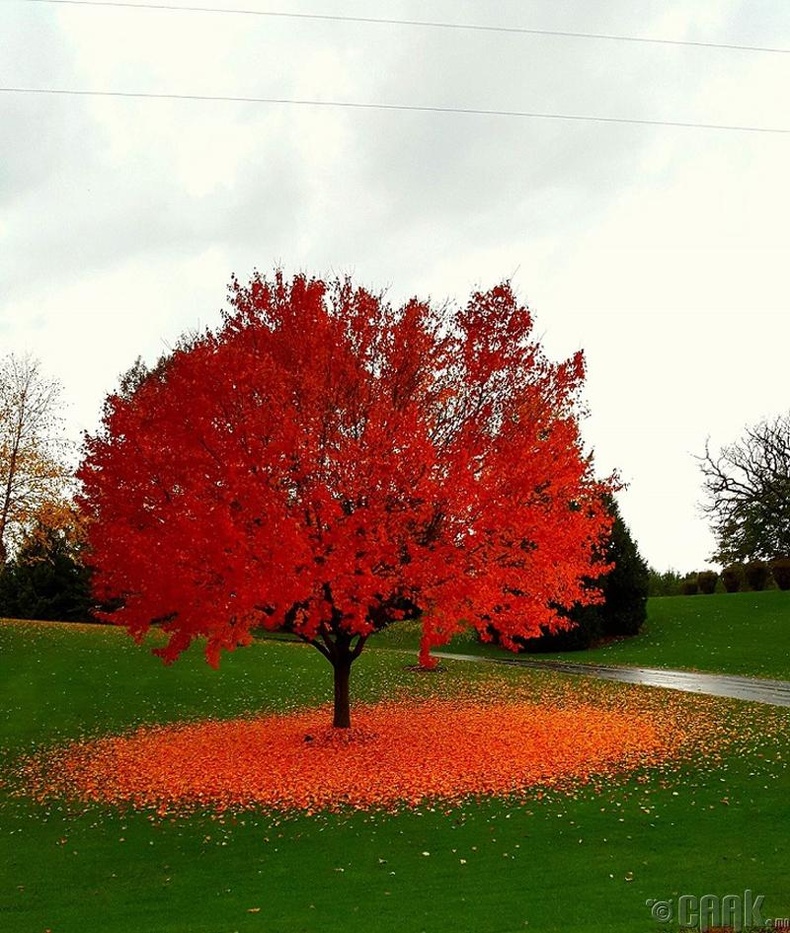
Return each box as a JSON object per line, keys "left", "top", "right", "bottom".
{"left": 539, "top": 591, "right": 790, "bottom": 679}
{"left": 374, "top": 590, "right": 790, "bottom": 681}
{"left": 1, "top": 619, "right": 789, "bottom": 932}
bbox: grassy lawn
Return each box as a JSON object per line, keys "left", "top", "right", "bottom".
{"left": 540, "top": 590, "right": 790, "bottom": 679}
{"left": 1, "top": 618, "right": 789, "bottom": 932}
{"left": 374, "top": 591, "right": 790, "bottom": 681}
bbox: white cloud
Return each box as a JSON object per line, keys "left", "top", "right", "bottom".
{"left": 2, "top": 0, "right": 789, "bottom": 570}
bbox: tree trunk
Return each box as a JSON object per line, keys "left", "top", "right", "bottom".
{"left": 302, "top": 619, "right": 366, "bottom": 729}
{"left": 332, "top": 655, "right": 352, "bottom": 729}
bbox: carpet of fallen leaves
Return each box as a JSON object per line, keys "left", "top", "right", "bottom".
{"left": 17, "top": 694, "right": 692, "bottom": 816}
{"left": 9, "top": 620, "right": 786, "bottom": 818}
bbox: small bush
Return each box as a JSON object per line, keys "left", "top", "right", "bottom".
{"left": 518, "top": 605, "right": 603, "bottom": 653}
{"left": 648, "top": 568, "right": 684, "bottom": 596}
{"left": 681, "top": 574, "right": 699, "bottom": 595}
{"left": 744, "top": 560, "right": 770, "bottom": 591}
{"left": 698, "top": 570, "right": 718, "bottom": 594}
{"left": 721, "top": 565, "right": 743, "bottom": 593}
{"left": 770, "top": 558, "right": 790, "bottom": 591}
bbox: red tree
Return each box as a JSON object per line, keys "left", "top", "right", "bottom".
{"left": 79, "top": 272, "right": 614, "bottom": 727}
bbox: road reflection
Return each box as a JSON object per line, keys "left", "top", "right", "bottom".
{"left": 433, "top": 653, "right": 790, "bottom": 707}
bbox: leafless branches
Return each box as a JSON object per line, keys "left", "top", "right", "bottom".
{"left": 698, "top": 412, "right": 790, "bottom": 563}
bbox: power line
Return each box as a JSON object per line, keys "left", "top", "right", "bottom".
{"left": 3, "top": 85, "right": 789, "bottom": 135}
{"left": 24, "top": 0, "right": 790, "bottom": 56}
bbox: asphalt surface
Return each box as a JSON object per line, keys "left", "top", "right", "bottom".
{"left": 432, "top": 652, "right": 790, "bottom": 707}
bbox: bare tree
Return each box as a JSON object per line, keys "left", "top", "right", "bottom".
{"left": 0, "top": 354, "right": 71, "bottom": 564}
{"left": 699, "top": 412, "right": 790, "bottom": 564}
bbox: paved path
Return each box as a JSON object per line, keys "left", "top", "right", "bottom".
{"left": 432, "top": 652, "right": 790, "bottom": 707}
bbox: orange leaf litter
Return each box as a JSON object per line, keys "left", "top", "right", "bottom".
{"left": 19, "top": 699, "right": 684, "bottom": 815}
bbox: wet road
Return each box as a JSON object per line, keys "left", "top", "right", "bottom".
{"left": 432, "top": 652, "right": 790, "bottom": 707}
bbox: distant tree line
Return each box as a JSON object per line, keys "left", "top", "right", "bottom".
{"left": 0, "top": 353, "right": 94, "bottom": 623}
{"left": 648, "top": 561, "right": 790, "bottom": 596}
{"left": 651, "top": 412, "right": 790, "bottom": 599}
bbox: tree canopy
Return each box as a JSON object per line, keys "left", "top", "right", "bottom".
{"left": 79, "top": 272, "right": 615, "bottom": 727}
{"left": 0, "top": 354, "right": 71, "bottom": 564}
{"left": 699, "top": 412, "right": 790, "bottom": 564}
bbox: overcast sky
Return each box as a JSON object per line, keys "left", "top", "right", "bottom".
{"left": 2, "top": 0, "right": 789, "bottom": 572}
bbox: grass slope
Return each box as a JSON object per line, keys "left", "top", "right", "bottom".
{"left": 376, "top": 590, "right": 790, "bottom": 681}
{"left": 544, "top": 590, "right": 790, "bottom": 679}
{"left": 1, "top": 619, "right": 789, "bottom": 933}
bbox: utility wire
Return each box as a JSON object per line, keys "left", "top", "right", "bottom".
{"left": 2, "top": 86, "right": 789, "bottom": 135}
{"left": 24, "top": 0, "right": 790, "bottom": 56}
